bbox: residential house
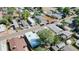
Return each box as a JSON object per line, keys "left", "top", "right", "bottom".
{"left": 56, "top": 42, "right": 66, "bottom": 49}
{"left": 42, "top": 7, "right": 62, "bottom": 19}
{"left": 51, "top": 42, "right": 66, "bottom": 51}
{"left": 48, "top": 24, "right": 63, "bottom": 35}
{"left": 51, "top": 46, "right": 59, "bottom": 51}
{"left": 60, "top": 31, "right": 72, "bottom": 39}
{"left": 28, "top": 17, "right": 36, "bottom": 26}
{"left": 20, "top": 20, "right": 30, "bottom": 29}
{"left": 48, "top": 24, "right": 72, "bottom": 39}
{"left": 51, "top": 13, "right": 62, "bottom": 19}
{"left": 7, "top": 37, "right": 29, "bottom": 51}
{"left": 35, "top": 16, "right": 48, "bottom": 25}
{"left": 12, "top": 20, "right": 19, "bottom": 29}
{"left": 24, "top": 32, "right": 41, "bottom": 48}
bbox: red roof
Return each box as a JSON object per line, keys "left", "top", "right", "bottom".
{"left": 7, "top": 37, "right": 29, "bottom": 51}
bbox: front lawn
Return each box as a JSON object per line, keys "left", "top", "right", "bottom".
{"left": 33, "top": 46, "right": 49, "bottom": 51}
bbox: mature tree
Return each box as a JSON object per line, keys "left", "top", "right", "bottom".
{"left": 72, "top": 16, "right": 79, "bottom": 33}
{"left": 22, "top": 10, "right": 30, "bottom": 21}
{"left": 3, "top": 15, "right": 13, "bottom": 23}
{"left": 24, "top": 7, "right": 30, "bottom": 10}
{"left": 37, "top": 29, "right": 53, "bottom": 40}
{"left": 75, "top": 16, "right": 79, "bottom": 26}
{"left": 0, "top": 19, "right": 9, "bottom": 26}
{"left": 63, "top": 7, "right": 70, "bottom": 15}
{"left": 52, "top": 35, "right": 61, "bottom": 45}
{"left": 75, "top": 9, "right": 79, "bottom": 15}
{"left": 46, "top": 35, "right": 60, "bottom": 45}
{"left": 37, "top": 29, "right": 60, "bottom": 45}
{"left": 57, "top": 7, "right": 63, "bottom": 12}
{"left": 7, "top": 7, "right": 16, "bottom": 15}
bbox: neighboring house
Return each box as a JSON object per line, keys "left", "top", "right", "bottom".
{"left": 42, "top": 7, "right": 63, "bottom": 19}
{"left": 51, "top": 42, "right": 66, "bottom": 51}
{"left": 0, "top": 24, "right": 6, "bottom": 33}
{"left": 56, "top": 42, "right": 66, "bottom": 49}
{"left": 24, "top": 32, "right": 41, "bottom": 48}
{"left": 0, "top": 40, "right": 8, "bottom": 51}
{"left": 7, "top": 37, "right": 29, "bottom": 51}
{"left": 17, "top": 19, "right": 27, "bottom": 29}
{"left": 45, "top": 11, "right": 53, "bottom": 17}
{"left": 12, "top": 20, "right": 19, "bottom": 29}
{"left": 35, "top": 16, "right": 48, "bottom": 25}
{"left": 48, "top": 24, "right": 72, "bottom": 39}
{"left": 48, "top": 24, "right": 63, "bottom": 35}
{"left": 20, "top": 20, "right": 30, "bottom": 29}
{"left": 51, "top": 46, "right": 59, "bottom": 51}
{"left": 28, "top": 17, "right": 36, "bottom": 26}
{"left": 60, "top": 31, "right": 72, "bottom": 39}
{"left": 51, "top": 13, "right": 62, "bottom": 19}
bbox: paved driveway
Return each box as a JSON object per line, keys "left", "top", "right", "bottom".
{"left": 63, "top": 45, "right": 78, "bottom": 51}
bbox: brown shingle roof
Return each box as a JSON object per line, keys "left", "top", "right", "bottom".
{"left": 7, "top": 37, "right": 29, "bottom": 51}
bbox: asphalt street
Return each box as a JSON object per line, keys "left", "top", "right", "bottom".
{"left": 0, "top": 24, "right": 48, "bottom": 41}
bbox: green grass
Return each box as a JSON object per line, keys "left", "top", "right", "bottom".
{"left": 33, "top": 46, "right": 49, "bottom": 51}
